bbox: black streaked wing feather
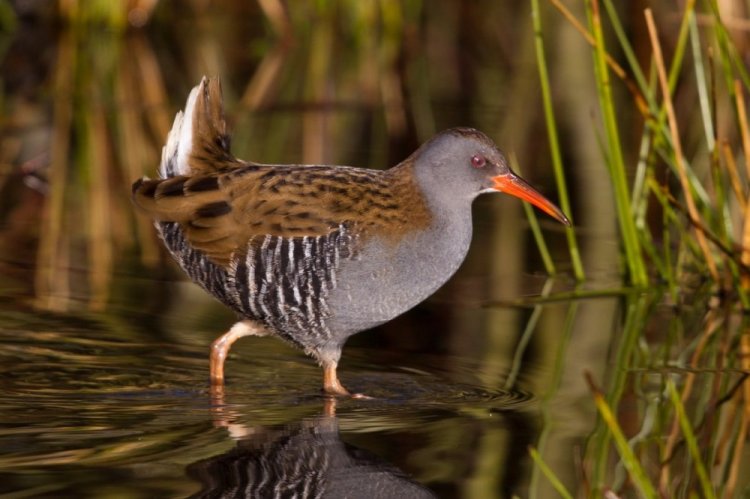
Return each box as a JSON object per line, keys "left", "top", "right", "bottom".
{"left": 132, "top": 164, "right": 389, "bottom": 268}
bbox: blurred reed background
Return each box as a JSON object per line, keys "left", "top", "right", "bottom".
{"left": 0, "top": 0, "right": 586, "bottom": 314}
{"left": 2, "top": 0, "right": 750, "bottom": 496}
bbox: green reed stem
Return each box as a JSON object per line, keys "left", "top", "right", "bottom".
{"left": 631, "top": 126, "right": 668, "bottom": 284}
{"left": 667, "top": 0, "right": 696, "bottom": 92}
{"left": 631, "top": 124, "right": 652, "bottom": 220}
{"left": 0, "top": 0, "right": 17, "bottom": 60}
{"left": 604, "top": 0, "right": 715, "bottom": 285}
{"left": 705, "top": 0, "right": 750, "bottom": 92}
{"left": 513, "top": 156, "right": 556, "bottom": 275}
{"left": 529, "top": 298, "right": 579, "bottom": 498}
{"left": 710, "top": 149, "right": 729, "bottom": 245}
{"left": 588, "top": 370, "right": 657, "bottom": 499}
{"left": 525, "top": 202, "right": 555, "bottom": 274}
{"left": 529, "top": 447, "right": 574, "bottom": 499}
{"left": 590, "top": 292, "right": 652, "bottom": 492}
{"left": 600, "top": 0, "right": 654, "bottom": 109}
{"left": 689, "top": 10, "right": 715, "bottom": 151}
{"left": 587, "top": 0, "right": 648, "bottom": 286}
{"left": 666, "top": 380, "right": 716, "bottom": 499}
{"left": 531, "top": 0, "right": 584, "bottom": 281}
{"left": 504, "top": 278, "right": 555, "bottom": 390}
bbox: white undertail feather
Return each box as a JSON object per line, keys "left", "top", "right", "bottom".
{"left": 159, "top": 79, "right": 203, "bottom": 178}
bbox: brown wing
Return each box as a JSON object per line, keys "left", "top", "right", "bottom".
{"left": 131, "top": 162, "right": 419, "bottom": 267}
{"left": 135, "top": 75, "right": 430, "bottom": 268}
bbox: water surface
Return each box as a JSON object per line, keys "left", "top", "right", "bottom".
{"left": 0, "top": 271, "right": 573, "bottom": 498}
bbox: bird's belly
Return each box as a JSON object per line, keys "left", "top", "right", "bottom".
{"left": 327, "top": 224, "right": 472, "bottom": 335}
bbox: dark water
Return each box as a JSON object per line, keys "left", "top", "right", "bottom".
{"left": 0, "top": 269, "right": 574, "bottom": 498}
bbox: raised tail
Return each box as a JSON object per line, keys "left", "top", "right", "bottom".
{"left": 159, "top": 76, "right": 236, "bottom": 179}
{"left": 131, "top": 77, "right": 242, "bottom": 310}
{"left": 132, "top": 77, "right": 237, "bottom": 224}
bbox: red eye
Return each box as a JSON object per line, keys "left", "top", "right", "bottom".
{"left": 471, "top": 155, "right": 486, "bottom": 168}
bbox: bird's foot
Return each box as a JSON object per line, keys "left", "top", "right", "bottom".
{"left": 322, "top": 388, "right": 372, "bottom": 400}
{"left": 322, "top": 363, "right": 372, "bottom": 399}
{"left": 350, "top": 392, "right": 373, "bottom": 400}
{"left": 321, "top": 379, "right": 352, "bottom": 397}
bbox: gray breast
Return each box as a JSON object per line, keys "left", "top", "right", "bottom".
{"left": 327, "top": 211, "right": 473, "bottom": 336}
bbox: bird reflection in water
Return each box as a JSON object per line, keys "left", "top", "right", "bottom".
{"left": 187, "top": 390, "right": 435, "bottom": 498}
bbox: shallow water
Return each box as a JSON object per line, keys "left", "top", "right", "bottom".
{"left": 0, "top": 270, "right": 566, "bottom": 498}
{"left": 1, "top": 232, "right": 740, "bottom": 497}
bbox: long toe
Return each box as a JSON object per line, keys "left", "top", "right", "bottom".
{"left": 350, "top": 392, "right": 373, "bottom": 400}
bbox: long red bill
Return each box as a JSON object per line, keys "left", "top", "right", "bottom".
{"left": 492, "top": 172, "right": 571, "bottom": 226}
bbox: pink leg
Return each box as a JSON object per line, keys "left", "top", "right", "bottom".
{"left": 210, "top": 320, "right": 268, "bottom": 384}
{"left": 322, "top": 362, "right": 350, "bottom": 396}
{"left": 322, "top": 362, "right": 370, "bottom": 399}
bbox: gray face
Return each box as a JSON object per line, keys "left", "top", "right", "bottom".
{"left": 411, "top": 127, "right": 511, "bottom": 203}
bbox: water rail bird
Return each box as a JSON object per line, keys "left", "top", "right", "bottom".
{"left": 132, "top": 77, "right": 570, "bottom": 397}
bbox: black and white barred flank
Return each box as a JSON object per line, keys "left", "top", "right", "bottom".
{"left": 158, "top": 220, "right": 358, "bottom": 350}
{"left": 228, "top": 223, "right": 357, "bottom": 350}
{"left": 158, "top": 221, "right": 239, "bottom": 312}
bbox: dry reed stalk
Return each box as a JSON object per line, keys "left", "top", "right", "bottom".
{"left": 645, "top": 8, "right": 719, "bottom": 281}
{"left": 87, "top": 94, "right": 113, "bottom": 311}
{"left": 743, "top": 212, "right": 750, "bottom": 290}
{"left": 240, "top": 44, "right": 289, "bottom": 110}
{"left": 303, "top": 24, "right": 332, "bottom": 164}
{"left": 719, "top": 141, "right": 746, "bottom": 212}
{"left": 548, "top": 0, "right": 649, "bottom": 115}
{"left": 117, "top": 54, "right": 160, "bottom": 266}
{"left": 257, "top": 0, "right": 292, "bottom": 38}
{"left": 713, "top": 390, "right": 741, "bottom": 479}
{"left": 132, "top": 34, "right": 172, "bottom": 141}
{"left": 735, "top": 81, "right": 750, "bottom": 290}
{"left": 240, "top": 0, "right": 293, "bottom": 111}
{"left": 724, "top": 332, "right": 750, "bottom": 497}
{"left": 658, "top": 307, "right": 720, "bottom": 493}
{"left": 708, "top": 304, "right": 737, "bottom": 473}
{"left": 733, "top": 80, "right": 750, "bottom": 180}
{"left": 35, "top": 30, "right": 75, "bottom": 311}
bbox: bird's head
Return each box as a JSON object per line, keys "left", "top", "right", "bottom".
{"left": 410, "top": 128, "right": 570, "bottom": 226}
